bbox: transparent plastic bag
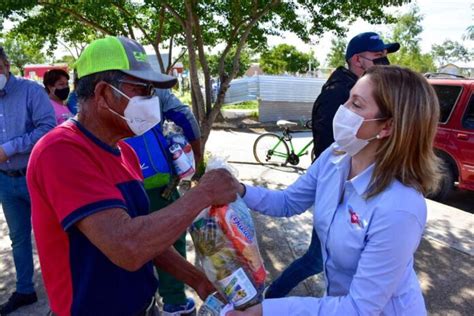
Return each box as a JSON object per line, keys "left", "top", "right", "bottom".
{"left": 197, "top": 292, "right": 225, "bottom": 316}
{"left": 190, "top": 157, "right": 266, "bottom": 310}
{"left": 163, "top": 121, "right": 195, "bottom": 180}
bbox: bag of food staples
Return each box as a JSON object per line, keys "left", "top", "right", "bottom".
{"left": 189, "top": 158, "right": 266, "bottom": 310}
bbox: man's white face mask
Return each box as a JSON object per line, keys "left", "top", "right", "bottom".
{"left": 107, "top": 84, "right": 161, "bottom": 136}
{"left": 332, "top": 104, "right": 386, "bottom": 156}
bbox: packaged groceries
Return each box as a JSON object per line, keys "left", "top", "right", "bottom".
{"left": 197, "top": 292, "right": 225, "bottom": 316}
{"left": 163, "top": 121, "right": 195, "bottom": 180}
{"left": 190, "top": 158, "right": 266, "bottom": 310}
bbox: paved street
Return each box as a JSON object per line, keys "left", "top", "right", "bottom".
{"left": 0, "top": 129, "right": 473, "bottom": 315}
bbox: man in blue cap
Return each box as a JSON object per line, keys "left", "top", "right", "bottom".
{"left": 264, "top": 32, "right": 400, "bottom": 300}
{"left": 311, "top": 32, "right": 400, "bottom": 159}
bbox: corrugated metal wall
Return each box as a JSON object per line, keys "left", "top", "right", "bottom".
{"left": 224, "top": 75, "right": 326, "bottom": 122}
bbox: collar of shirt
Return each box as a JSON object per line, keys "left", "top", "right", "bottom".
{"left": 2, "top": 73, "right": 16, "bottom": 95}
{"left": 329, "top": 147, "right": 375, "bottom": 197}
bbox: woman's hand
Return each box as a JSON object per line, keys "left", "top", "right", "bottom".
{"left": 225, "top": 303, "right": 263, "bottom": 316}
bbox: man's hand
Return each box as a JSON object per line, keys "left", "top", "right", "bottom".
{"left": 226, "top": 303, "right": 263, "bottom": 316}
{"left": 0, "top": 146, "right": 8, "bottom": 163}
{"left": 197, "top": 168, "right": 241, "bottom": 206}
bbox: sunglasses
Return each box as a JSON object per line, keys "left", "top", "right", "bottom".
{"left": 118, "top": 79, "right": 155, "bottom": 97}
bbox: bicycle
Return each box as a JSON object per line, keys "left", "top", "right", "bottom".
{"left": 253, "top": 120, "right": 315, "bottom": 166}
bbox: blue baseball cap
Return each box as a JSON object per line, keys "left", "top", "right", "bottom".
{"left": 345, "top": 32, "right": 400, "bottom": 61}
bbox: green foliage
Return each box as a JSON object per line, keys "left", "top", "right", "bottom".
{"left": 0, "top": 0, "right": 410, "bottom": 149}
{"left": 207, "top": 47, "right": 252, "bottom": 78}
{"left": 0, "top": 0, "right": 409, "bottom": 73}
{"left": 0, "top": 32, "right": 46, "bottom": 75}
{"left": 387, "top": 6, "right": 436, "bottom": 73}
{"left": 431, "top": 40, "right": 473, "bottom": 66}
{"left": 260, "top": 44, "right": 319, "bottom": 74}
{"left": 327, "top": 37, "right": 347, "bottom": 68}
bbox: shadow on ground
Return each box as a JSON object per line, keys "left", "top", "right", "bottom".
{"left": 415, "top": 238, "right": 473, "bottom": 316}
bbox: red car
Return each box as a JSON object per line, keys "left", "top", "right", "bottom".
{"left": 428, "top": 76, "right": 474, "bottom": 200}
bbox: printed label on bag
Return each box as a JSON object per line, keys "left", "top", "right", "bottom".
{"left": 169, "top": 144, "right": 194, "bottom": 178}
{"left": 217, "top": 268, "right": 257, "bottom": 307}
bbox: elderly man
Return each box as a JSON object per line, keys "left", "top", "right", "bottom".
{"left": 0, "top": 47, "right": 56, "bottom": 315}
{"left": 27, "top": 36, "right": 240, "bottom": 316}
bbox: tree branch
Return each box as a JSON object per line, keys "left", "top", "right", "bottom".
{"left": 166, "top": 36, "right": 174, "bottom": 74}
{"left": 57, "top": 39, "right": 78, "bottom": 59}
{"left": 181, "top": 0, "right": 205, "bottom": 123}
{"left": 216, "top": 18, "right": 252, "bottom": 79}
{"left": 169, "top": 47, "right": 187, "bottom": 70}
{"left": 126, "top": 22, "right": 136, "bottom": 40}
{"left": 209, "top": 0, "right": 281, "bottom": 123}
{"left": 112, "top": 3, "right": 154, "bottom": 45}
{"left": 151, "top": 6, "right": 167, "bottom": 73}
{"left": 38, "top": 1, "right": 114, "bottom": 36}
{"left": 162, "top": 2, "right": 186, "bottom": 28}
{"left": 155, "top": 6, "right": 166, "bottom": 47}
{"left": 190, "top": 1, "right": 212, "bottom": 113}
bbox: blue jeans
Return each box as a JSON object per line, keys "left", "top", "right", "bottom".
{"left": 265, "top": 228, "right": 323, "bottom": 299}
{"left": 0, "top": 173, "right": 35, "bottom": 294}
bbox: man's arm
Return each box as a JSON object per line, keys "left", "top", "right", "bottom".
{"left": 153, "top": 247, "right": 215, "bottom": 300}
{"left": 1, "top": 83, "right": 55, "bottom": 158}
{"left": 76, "top": 168, "right": 241, "bottom": 272}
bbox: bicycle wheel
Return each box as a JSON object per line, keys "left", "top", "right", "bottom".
{"left": 253, "top": 133, "right": 290, "bottom": 165}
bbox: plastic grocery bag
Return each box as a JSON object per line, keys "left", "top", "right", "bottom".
{"left": 189, "top": 157, "right": 266, "bottom": 310}
{"left": 163, "top": 121, "right": 195, "bottom": 180}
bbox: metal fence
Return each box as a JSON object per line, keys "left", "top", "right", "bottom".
{"left": 224, "top": 75, "right": 326, "bottom": 122}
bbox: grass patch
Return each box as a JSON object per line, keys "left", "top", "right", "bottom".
{"left": 222, "top": 100, "right": 258, "bottom": 110}
{"left": 176, "top": 91, "right": 259, "bottom": 114}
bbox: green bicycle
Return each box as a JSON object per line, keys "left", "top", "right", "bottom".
{"left": 253, "top": 120, "right": 315, "bottom": 166}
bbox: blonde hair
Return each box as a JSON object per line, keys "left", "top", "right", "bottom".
{"left": 364, "top": 65, "right": 442, "bottom": 198}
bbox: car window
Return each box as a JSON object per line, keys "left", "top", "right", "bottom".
{"left": 432, "top": 85, "right": 462, "bottom": 123}
{"left": 462, "top": 94, "right": 474, "bottom": 129}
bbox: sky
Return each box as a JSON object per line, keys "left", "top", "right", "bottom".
{"left": 268, "top": 0, "right": 473, "bottom": 65}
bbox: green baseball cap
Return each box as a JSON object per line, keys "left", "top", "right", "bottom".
{"left": 74, "top": 36, "right": 177, "bottom": 89}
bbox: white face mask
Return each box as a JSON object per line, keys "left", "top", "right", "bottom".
{"left": 0, "top": 74, "right": 7, "bottom": 90}
{"left": 107, "top": 84, "right": 161, "bottom": 136}
{"left": 332, "top": 105, "right": 385, "bottom": 156}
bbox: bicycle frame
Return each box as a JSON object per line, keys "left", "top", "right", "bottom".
{"left": 268, "top": 137, "right": 290, "bottom": 159}
{"left": 283, "top": 128, "right": 313, "bottom": 157}
{"left": 288, "top": 138, "right": 314, "bottom": 157}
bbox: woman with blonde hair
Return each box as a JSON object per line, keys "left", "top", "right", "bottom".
{"left": 228, "top": 65, "right": 441, "bottom": 316}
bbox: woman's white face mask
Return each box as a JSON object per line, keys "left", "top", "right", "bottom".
{"left": 332, "top": 105, "right": 386, "bottom": 156}
{"left": 107, "top": 84, "right": 161, "bottom": 136}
